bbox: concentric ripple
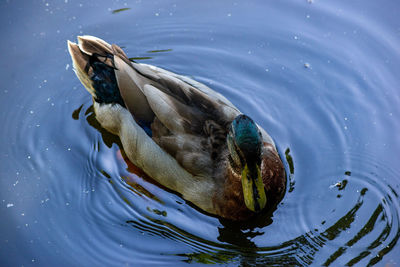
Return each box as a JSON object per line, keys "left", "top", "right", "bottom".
{"left": 1, "top": 0, "right": 399, "bottom": 266}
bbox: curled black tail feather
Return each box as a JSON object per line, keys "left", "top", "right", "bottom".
{"left": 89, "top": 54, "right": 125, "bottom": 107}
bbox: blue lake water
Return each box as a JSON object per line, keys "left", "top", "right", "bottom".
{"left": 1, "top": 0, "right": 400, "bottom": 266}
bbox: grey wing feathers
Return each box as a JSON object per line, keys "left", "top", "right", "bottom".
{"left": 121, "top": 62, "right": 241, "bottom": 177}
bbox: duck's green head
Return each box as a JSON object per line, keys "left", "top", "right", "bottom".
{"left": 227, "top": 114, "right": 267, "bottom": 213}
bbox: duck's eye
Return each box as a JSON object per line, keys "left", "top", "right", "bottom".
{"left": 227, "top": 132, "right": 242, "bottom": 168}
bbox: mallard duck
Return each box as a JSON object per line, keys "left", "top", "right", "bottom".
{"left": 67, "top": 36, "right": 286, "bottom": 220}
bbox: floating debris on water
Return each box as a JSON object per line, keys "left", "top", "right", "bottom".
{"left": 330, "top": 179, "right": 348, "bottom": 190}
{"left": 147, "top": 49, "right": 172, "bottom": 53}
{"left": 112, "top": 8, "right": 131, "bottom": 14}
{"left": 304, "top": 62, "right": 311, "bottom": 69}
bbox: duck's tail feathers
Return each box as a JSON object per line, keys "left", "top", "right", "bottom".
{"left": 67, "top": 36, "right": 125, "bottom": 107}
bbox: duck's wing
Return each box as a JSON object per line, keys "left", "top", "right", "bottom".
{"left": 132, "top": 65, "right": 242, "bottom": 177}
{"left": 76, "top": 36, "right": 241, "bottom": 177}
{"left": 77, "top": 36, "right": 240, "bottom": 131}
{"left": 117, "top": 60, "right": 241, "bottom": 135}
{"left": 125, "top": 62, "right": 241, "bottom": 177}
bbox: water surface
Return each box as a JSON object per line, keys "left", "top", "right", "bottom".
{"left": 1, "top": 0, "right": 399, "bottom": 266}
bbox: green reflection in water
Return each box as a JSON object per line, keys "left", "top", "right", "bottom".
{"left": 147, "top": 49, "right": 173, "bottom": 53}
{"left": 285, "top": 148, "right": 295, "bottom": 193}
{"left": 119, "top": 175, "right": 163, "bottom": 204}
{"left": 284, "top": 148, "right": 294, "bottom": 175}
{"left": 324, "top": 204, "right": 383, "bottom": 266}
{"left": 129, "top": 48, "right": 172, "bottom": 62}
{"left": 147, "top": 207, "right": 167, "bottom": 217}
{"left": 111, "top": 8, "right": 131, "bottom": 14}
{"left": 177, "top": 251, "right": 235, "bottom": 264}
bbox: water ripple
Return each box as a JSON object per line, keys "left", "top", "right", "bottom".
{"left": 2, "top": 0, "right": 399, "bottom": 265}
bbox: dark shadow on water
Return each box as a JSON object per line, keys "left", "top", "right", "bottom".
{"left": 79, "top": 105, "right": 122, "bottom": 148}
{"left": 285, "top": 148, "right": 295, "bottom": 193}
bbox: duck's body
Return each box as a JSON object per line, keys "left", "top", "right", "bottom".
{"left": 68, "top": 36, "right": 286, "bottom": 220}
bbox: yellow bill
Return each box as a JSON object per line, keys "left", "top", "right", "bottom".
{"left": 241, "top": 163, "right": 267, "bottom": 212}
